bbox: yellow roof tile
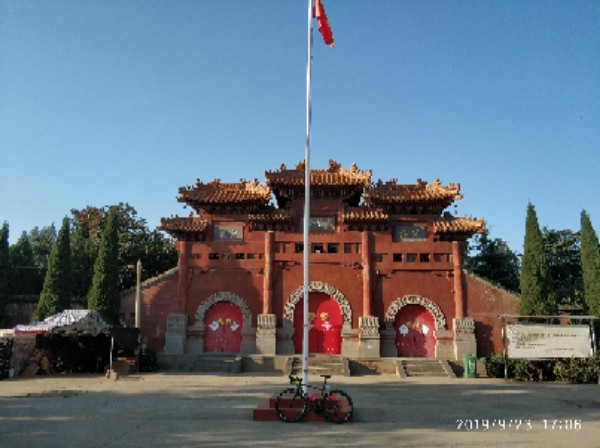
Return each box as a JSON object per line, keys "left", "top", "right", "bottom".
{"left": 178, "top": 178, "right": 271, "bottom": 205}
{"left": 265, "top": 160, "right": 372, "bottom": 187}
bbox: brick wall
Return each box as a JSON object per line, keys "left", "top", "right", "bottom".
{"left": 121, "top": 269, "right": 179, "bottom": 352}
{"left": 464, "top": 272, "right": 520, "bottom": 356}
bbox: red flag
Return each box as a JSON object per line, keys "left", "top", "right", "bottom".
{"left": 314, "top": 0, "right": 334, "bottom": 47}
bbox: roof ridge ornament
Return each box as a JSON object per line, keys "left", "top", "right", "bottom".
{"left": 327, "top": 159, "right": 341, "bottom": 172}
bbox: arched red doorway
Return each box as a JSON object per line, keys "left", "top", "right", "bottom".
{"left": 394, "top": 304, "right": 436, "bottom": 357}
{"left": 293, "top": 292, "right": 342, "bottom": 354}
{"left": 204, "top": 301, "right": 243, "bottom": 353}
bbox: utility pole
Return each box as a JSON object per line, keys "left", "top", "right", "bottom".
{"left": 135, "top": 259, "right": 142, "bottom": 328}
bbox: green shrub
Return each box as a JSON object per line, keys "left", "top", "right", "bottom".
{"left": 553, "top": 355, "right": 600, "bottom": 384}
{"left": 510, "top": 359, "right": 538, "bottom": 381}
{"left": 486, "top": 353, "right": 506, "bottom": 378}
{"left": 486, "top": 354, "right": 553, "bottom": 381}
{"left": 138, "top": 347, "right": 158, "bottom": 372}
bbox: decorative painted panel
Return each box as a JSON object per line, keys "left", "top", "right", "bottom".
{"left": 214, "top": 225, "right": 243, "bottom": 240}
{"left": 393, "top": 225, "right": 426, "bottom": 241}
{"left": 299, "top": 217, "right": 335, "bottom": 232}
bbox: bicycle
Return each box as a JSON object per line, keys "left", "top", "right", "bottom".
{"left": 275, "top": 374, "right": 353, "bottom": 424}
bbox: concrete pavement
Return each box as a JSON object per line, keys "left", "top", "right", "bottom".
{"left": 1, "top": 373, "right": 599, "bottom": 447}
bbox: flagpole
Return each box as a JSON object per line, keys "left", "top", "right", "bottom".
{"left": 302, "top": 0, "right": 314, "bottom": 392}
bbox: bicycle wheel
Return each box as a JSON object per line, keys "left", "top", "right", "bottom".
{"left": 323, "top": 389, "right": 353, "bottom": 424}
{"left": 275, "top": 388, "right": 307, "bottom": 423}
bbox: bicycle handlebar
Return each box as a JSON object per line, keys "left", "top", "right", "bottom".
{"left": 288, "top": 374, "right": 331, "bottom": 386}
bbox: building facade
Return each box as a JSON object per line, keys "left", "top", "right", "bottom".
{"left": 121, "top": 160, "right": 519, "bottom": 360}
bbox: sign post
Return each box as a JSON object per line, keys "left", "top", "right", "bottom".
{"left": 500, "top": 315, "right": 598, "bottom": 380}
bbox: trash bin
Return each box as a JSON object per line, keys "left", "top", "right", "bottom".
{"left": 463, "top": 354, "right": 476, "bottom": 378}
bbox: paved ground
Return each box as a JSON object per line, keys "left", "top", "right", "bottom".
{"left": 1, "top": 372, "right": 599, "bottom": 448}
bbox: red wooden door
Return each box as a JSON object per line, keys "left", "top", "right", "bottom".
{"left": 204, "top": 301, "right": 243, "bottom": 353}
{"left": 394, "top": 304, "right": 436, "bottom": 357}
{"left": 293, "top": 292, "right": 342, "bottom": 354}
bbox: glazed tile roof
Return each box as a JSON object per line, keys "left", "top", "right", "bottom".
{"left": 160, "top": 161, "right": 485, "bottom": 241}
{"left": 178, "top": 178, "right": 271, "bottom": 205}
{"left": 365, "top": 179, "right": 462, "bottom": 202}
{"left": 265, "top": 160, "right": 372, "bottom": 187}
{"left": 248, "top": 211, "right": 295, "bottom": 231}
{"left": 364, "top": 178, "right": 462, "bottom": 204}
{"left": 433, "top": 216, "right": 486, "bottom": 235}
{"left": 248, "top": 212, "right": 294, "bottom": 223}
{"left": 343, "top": 207, "right": 389, "bottom": 222}
{"left": 159, "top": 215, "right": 208, "bottom": 234}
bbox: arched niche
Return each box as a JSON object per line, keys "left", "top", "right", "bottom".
{"left": 385, "top": 295, "right": 447, "bottom": 331}
{"left": 282, "top": 281, "right": 352, "bottom": 327}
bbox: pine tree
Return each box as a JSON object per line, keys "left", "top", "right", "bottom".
{"left": 0, "top": 222, "right": 10, "bottom": 326}
{"left": 519, "top": 203, "right": 553, "bottom": 315}
{"left": 464, "top": 232, "right": 520, "bottom": 292}
{"left": 33, "top": 217, "right": 72, "bottom": 321}
{"left": 87, "top": 207, "right": 121, "bottom": 322}
{"left": 580, "top": 210, "right": 600, "bottom": 316}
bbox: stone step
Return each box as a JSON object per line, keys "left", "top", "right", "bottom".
{"left": 349, "top": 359, "right": 398, "bottom": 375}
{"left": 400, "top": 359, "right": 455, "bottom": 378}
{"left": 290, "top": 355, "right": 350, "bottom": 377}
{"left": 241, "top": 355, "right": 292, "bottom": 374}
{"left": 189, "top": 354, "right": 241, "bottom": 373}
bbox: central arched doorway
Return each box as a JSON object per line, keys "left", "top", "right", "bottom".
{"left": 395, "top": 304, "right": 436, "bottom": 357}
{"left": 204, "top": 301, "right": 243, "bottom": 353}
{"left": 293, "top": 292, "right": 342, "bottom": 354}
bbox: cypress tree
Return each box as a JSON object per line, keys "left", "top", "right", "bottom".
{"left": 29, "top": 225, "right": 57, "bottom": 292}
{"left": 0, "top": 222, "right": 10, "bottom": 326}
{"left": 87, "top": 207, "right": 121, "bottom": 322}
{"left": 70, "top": 225, "right": 97, "bottom": 299}
{"left": 542, "top": 228, "right": 583, "bottom": 308}
{"left": 34, "top": 217, "right": 72, "bottom": 321}
{"left": 580, "top": 210, "right": 600, "bottom": 316}
{"left": 9, "top": 231, "right": 37, "bottom": 295}
{"left": 519, "top": 203, "right": 553, "bottom": 315}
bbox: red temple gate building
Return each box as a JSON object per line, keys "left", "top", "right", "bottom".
{"left": 121, "top": 160, "right": 519, "bottom": 364}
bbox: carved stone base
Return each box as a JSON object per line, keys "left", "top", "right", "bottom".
{"left": 380, "top": 324, "right": 398, "bottom": 357}
{"left": 434, "top": 329, "right": 455, "bottom": 359}
{"left": 276, "top": 325, "right": 295, "bottom": 355}
{"left": 255, "top": 314, "right": 277, "bottom": 355}
{"left": 240, "top": 329, "right": 256, "bottom": 355}
{"left": 358, "top": 316, "right": 381, "bottom": 358}
{"left": 453, "top": 317, "right": 477, "bottom": 360}
{"left": 163, "top": 313, "right": 187, "bottom": 355}
{"left": 185, "top": 323, "right": 204, "bottom": 355}
{"left": 341, "top": 324, "right": 359, "bottom": 358}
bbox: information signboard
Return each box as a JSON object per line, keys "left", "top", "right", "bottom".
{"left": 506, "top": 324, "right": 593, "bottom": 359}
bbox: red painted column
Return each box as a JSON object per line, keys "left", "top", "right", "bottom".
{"left": 263, "top": 231, "right": 274, "bottom": 314}
{"left": 176, "top": 240, "right": 189, "bottom": 314}
{"left": 452, "top": 241, "right": 465, "bottom": 319}
{"left": 362, "top": 231, "right": 372, "bottom": 316}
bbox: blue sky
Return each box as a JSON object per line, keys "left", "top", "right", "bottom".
{"left": 1, "top": 0, "right": 599, "bottom": 253}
